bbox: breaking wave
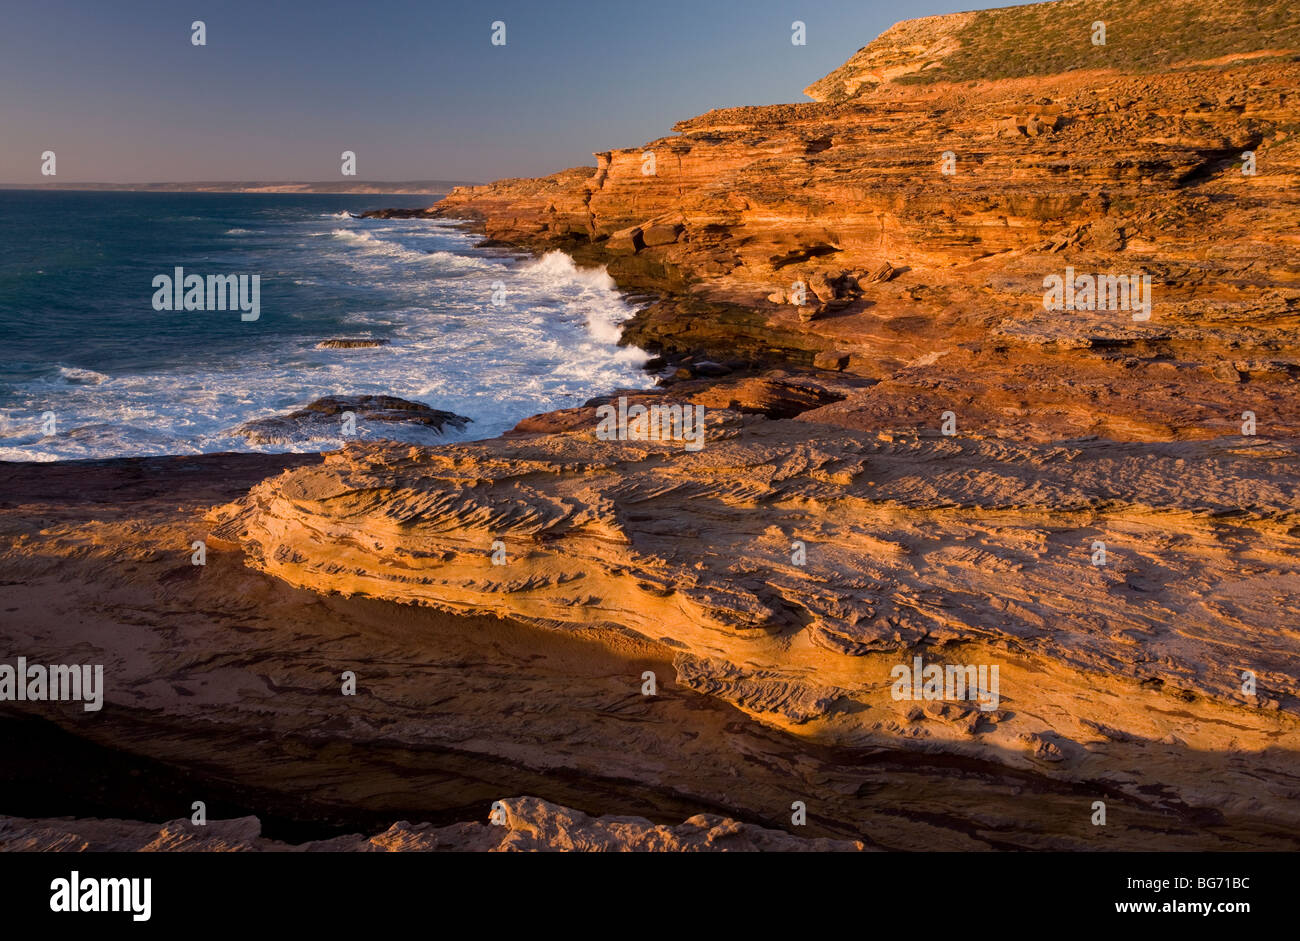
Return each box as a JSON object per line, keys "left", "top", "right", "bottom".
{"left": 0, "top": 202, "right": 652, "bottom": 461}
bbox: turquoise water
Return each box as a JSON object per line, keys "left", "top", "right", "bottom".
{"left": 0, "top": 190, "right": 649, "bottom": 460}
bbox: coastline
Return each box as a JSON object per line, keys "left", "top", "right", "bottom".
{"left": 3, "top": 0, "right": 1299, "bottom": 853}
{"left": 0, "top": 181, "right": 477, "bottom": 195}
{"left": 4, "top": 422, "right": 1299, "bottom": 850}
{"left": 0, "top": 194, "right": 657, "bottom": 461}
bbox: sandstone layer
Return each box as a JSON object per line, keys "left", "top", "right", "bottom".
{"left": 2, "top": 448, "right": 1291, "bottom": 850}
{"left": 207, "top": 414, "right": 1300, "bottom": 848}
{"left": 0, "top": 797, "right": 863, "bottom": 852}
{"left": 371, "top": 0, "right": 1300, "bottom": 443}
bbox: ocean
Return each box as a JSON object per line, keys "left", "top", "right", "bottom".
{"left": 0, "top": 190, "right": 651, "bottom": 461}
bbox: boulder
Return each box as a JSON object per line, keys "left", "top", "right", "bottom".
{"left": 317, "top": 338, "right": 389, "bottom": 349}
{"left": 608, "top": 225, "right": 645, "bottom": 254}
{"left": 641, "top": 221, "right": 684, "bottom": 247}
{"left": 813, "top": 351, "right": 851, "bottom": 370}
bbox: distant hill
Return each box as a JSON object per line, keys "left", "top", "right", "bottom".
{"left": 806, "top": 0, "right": 1300, "bottom": 99}
{"left": 2, "top": 180, "right": 476, "bottom": 194}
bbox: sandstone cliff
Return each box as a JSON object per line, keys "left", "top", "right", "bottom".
{"left": 387, "top": 0, "right": 1300, "bottom": 443}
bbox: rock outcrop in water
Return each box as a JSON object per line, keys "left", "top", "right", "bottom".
{"left": 233, "top": 395, "right": 470, "bottom": 446}
{"left": 316, "top": 338, "right": 389, "bottom": 349}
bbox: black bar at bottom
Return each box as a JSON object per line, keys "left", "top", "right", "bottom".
{"left": 0, "top": 851, "right": 1277, "bottom": 928}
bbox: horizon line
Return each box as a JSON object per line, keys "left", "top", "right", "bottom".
{"left": 1, "top": 179, "right": 481, "bottom": 189}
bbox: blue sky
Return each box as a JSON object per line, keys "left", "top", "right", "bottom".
{"left": 0, "top": 0, "right": 1037, "bottom": 183}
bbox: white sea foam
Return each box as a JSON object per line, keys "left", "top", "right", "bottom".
{"left": 3, "top": 214, "right": 653, "bottom": 460}
{"left": 513, "top": 251, "right": 645, "bottom": 350}
{"left": 56, "top": 366, "right": 110, "bottom": 385}
{"left": 328, "top": 229, "right": 491, "bottom": 271}
{"left": 423, "top": 249, "right": 492, "bottom": 270}
{"left": 519, "top": 250, "right": 616, "bottom": 290}
{"left": 329, "top": 227, "right": 430, "bottom": 262}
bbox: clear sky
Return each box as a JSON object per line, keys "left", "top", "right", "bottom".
{"left": 0, "top": 0, "right": 1033, "bottom": 184}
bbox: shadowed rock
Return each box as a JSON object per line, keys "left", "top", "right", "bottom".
{"left": 0, "top": 797, "right": 865, "bottom": 852}
{"left": 316, "top": 338, "right": 389, "bottom": 349}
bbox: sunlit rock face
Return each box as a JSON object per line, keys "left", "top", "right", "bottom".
{"left": 416, "top": 0, "right": 1298, "bottom": 443}
{"left": 209, "top": 420, "right": 1300, "bottom": 847}
{"left": 5, "top": 0, "right": 1298, "bottom": 853}
{"left": 237, "top": 0, "right": 1300, "bottom": 848}
{"left": 204, "top": 0, "right": 1300, "bottom": 849}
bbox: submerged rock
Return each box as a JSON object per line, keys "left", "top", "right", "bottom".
{"left": 317, "top": 338, "right": 390, "bottom": 349}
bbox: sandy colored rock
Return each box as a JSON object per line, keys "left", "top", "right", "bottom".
{"left": 0, "top": 797, "right": 864, "bottom": 852}
{"left": 202, "top": 415, "right": 1300, "bottom": 848}
{"left": 413, "top": 0, "right": 1298, "bottom": 443}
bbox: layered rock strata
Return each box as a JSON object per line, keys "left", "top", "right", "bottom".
{"left": 370, "top": 0, "right": 1300, "bottom": 442}
{"left": 207, "top": 416, "right": 1300, "bottom": 846}
{"left": 3, "top": 448, "right": 1293, "bottom": 850}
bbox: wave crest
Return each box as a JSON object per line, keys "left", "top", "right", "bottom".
{"left": 330, "top": 229, "right": 491, "bottom": 270}
{"left": 56, "top": 366, "right": 109, "bottom": 385}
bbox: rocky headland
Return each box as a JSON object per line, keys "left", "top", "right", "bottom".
{"left": 374, "top": 0, "right": 1300, "bottom": 442}
{"left": 2, "top": 0, "right": 1298, "bottom": 851}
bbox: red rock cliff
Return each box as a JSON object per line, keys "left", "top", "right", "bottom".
{"left": 406, "top": 0, "right": 1300, "bottom": 442}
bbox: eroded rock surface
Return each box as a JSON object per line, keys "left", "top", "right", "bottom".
{"left": 387, "top": 0, "right": 1299, "bottom": 443}
{"left": 3, "top": 447, "right": 1292, "bottom": 851}
{"left": 5, "top": 0, "right": 1300, "bottom": 853}
{"left": 208, "top": 415, "right": 1300, "bottom": 844}
{"left": 0, "top": 797, "right": 864, "bottom": 852}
